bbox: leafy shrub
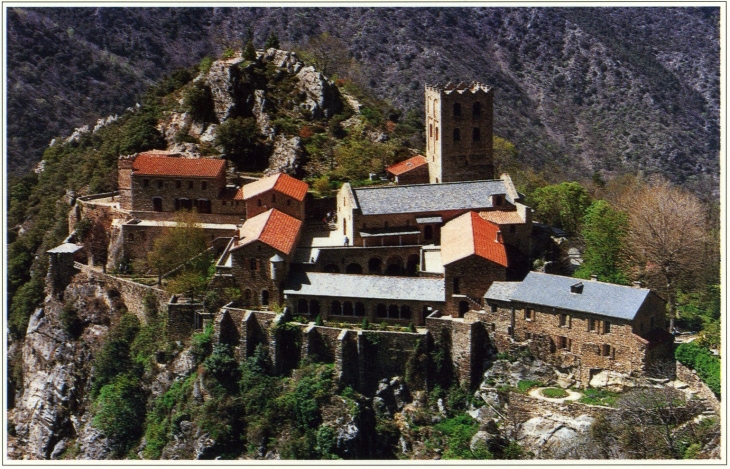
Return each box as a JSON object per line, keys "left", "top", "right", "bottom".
{"left": 60, "top": 303, "right": 84, "bottom": 339}
{"left": 92, "top": 374, "right": 146, "bottom": 455}
{"left": 204, "top": 344, "right": 241, "bottom": 393}
{"left": 433, "top": 414, "right": 486, "bottom": 459}
{"left": 541, "top": 387, "right": 568, "bottom": 398}
{"left": 183, "top": 82, "right": 216, "bottom": 122}
{"left": 198, "top": 56, "right": 214, "bottom": 74}
{"left": 191, "top": 322, "right": 214, "bottom": 362}
{"left": 675, "top": 342, "right": 720, "bottom": 396}
{"left": 92, "top": 314, "right": 141, "bottom": 398}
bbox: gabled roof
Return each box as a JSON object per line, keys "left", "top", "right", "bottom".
{"left": 48, "top": 243, "right": 83, "bottom": 254}
{"left": 479, "top": 210, "right": 525, "bottom": 225}
{"left": 284, "top": 272, "right": 445, "bottom": 302}
{"left": 509, "top": 272, "right": 652, "bottom": 321}
{"left": 352, "top": 180, "right": 510, "bottom": 216}
{"left": 220, "top": 186, "right": 244, "bottom": 201}
{"left": 133, "top": 154, "right": 226, "bottom": 178}
{"left": 231, "top": 209, "right": 302, "bottom": 255}
{"left": 441, "top": 212, "right": 508, "bottom": 267}
{"left": 242, "top": 173, "right": 309, "bottom": 202}
{"left": 386, "top": 155, "right": 428, "bottom": 176}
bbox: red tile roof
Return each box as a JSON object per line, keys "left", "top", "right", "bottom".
{"left": 479, "top": 210, "right": 525, "bottom": 225}
{"left": 386, "top": 155, "right": 428, "bottom": 176}
{"left": 232, "top": 209, "right": 302, "bottom": 255}
{"left": 242, "top": 173, "right": 309, "bottom": 201}
{"left": 133, "top": 154, "right": 226, "bottom": 178}
{"left": 441, "top": 212, "right": 508, "bottom": 267}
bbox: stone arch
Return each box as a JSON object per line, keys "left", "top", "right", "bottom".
{"left": 355, "top": 302, "right": 366, "bottom": 317}
{"left": 406, "top": 254, "right": 419, "bottom": 276}
{"left": 324, "top": 264, "right": 340, "bottom": 273}
{"left": 261, "top": 290, "right": 270, "bottom": 306}
{"left": 368, "top": 257, "right": 382, "bottom": 274}
{"left": 385, "top": 256, "right": 403, "bottom": 276}
{"left": 298, "top": 299, "right": 309, "bottom": 315}
{"left": 388, "top": 304, "right": 399, "bottom": 319}
{"left": 219, "top": 311, "right": 240, "bottom": 346}
{"left": 376, "top": 303, "right": 387, "bottom": 318}
{"left": 310, "top": 299, "right": 321, "bottom": 316}
{"left": 152, "top": 197, "right": 163, "bottom": 212}
{"left": 400, "top": 305, "right": 412, "bottom": 320}
{"left": 331, "top": 300, "right": 342, "bottom": 316}
{"left": 346, "top": 263, "right": 363, "bottom": 274}
{"left": 343, "top": 301, "right": 354, "bottom": 316}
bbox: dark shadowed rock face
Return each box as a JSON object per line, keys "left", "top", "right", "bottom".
{"left": 7, "top": 7, "right": 720, "bottom": 192}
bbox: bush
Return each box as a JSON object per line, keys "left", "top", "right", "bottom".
{"left": 60, "top": 303, "right": 84, "bottom": 339}
{"left": 675, "top": 342, "right": 720, "bottom": 396}
{"left": 92, "top": 374, "right": 146, "bottom": 455}
{"left": 183, "top": 82, "right": 216, "bottom": 122}
{"left": 517, "top": 380, "right": 544, "bottom": 393}
{"left": 198, "top": 56, "right": 214, "bottom": 74}
{"left": 92, "top": 314, "right": 141, "bottom": 398}
{"left": 191, "top": 322, "right": 214, "bottom": 362}
{"left": 579, "top": 388, "right": 620, "bottom": 406}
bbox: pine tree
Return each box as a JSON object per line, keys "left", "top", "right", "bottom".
{"left": 265, "top": 32, "right": 280, "bottom": 49}
{"left": 243, "top": 39, "right": 257, "bottom": 61}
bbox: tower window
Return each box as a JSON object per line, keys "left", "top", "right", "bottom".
{"left": 472, "top": 127, "right": 481, "bottom": 141}
{"left": 453, "top": 102, "right": 462, "bottom": 117}
{"left": 473, "top": 102, "right": 482, "bottom": 118}
{"left": 453, "top": 128, "right": 461, "bottom": 142}
{"left": 435, "top": 127, "right": 439, "bottom": 141}
{"left": 429, "top": 124, "right": 433, "bottom": 138}
{"left": 453, "top": 277, "right": 461, "bottom": 294}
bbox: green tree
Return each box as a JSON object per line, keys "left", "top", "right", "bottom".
{"left": 530, "top": 182, "right": 591, "bottom": 235}
{"left": 183, "top": 82, "right": 216, "bottom": 122}
{"left": 574, "top": 200, "right": 629, "bottom": 284}
{"left": 243, "top": 39, "right": 257, "bottom": 61}
{"left": 214, "top": 116, "right": 260, "bottom": 164}
{"left": 146, "top": 211, "right": 208, "bottom": 284}
{"left": 333, "top": 135, "right": 397, "bottom": 181}
{"left": 119, "top": 112, "right": 165, "bottom": 155}
{"left": 92, "top": 374, "right": 146, "bottom": 455}
{"left": 264, "top": 32, "right": 280, "bottom": 49}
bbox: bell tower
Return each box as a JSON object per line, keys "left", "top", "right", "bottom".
{"left": 425, "top": 82, "right": 494, "bottom": 183}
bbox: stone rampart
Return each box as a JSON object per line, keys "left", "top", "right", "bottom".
{"left": 675, "top": 362, "right": 720, "bottom": 414}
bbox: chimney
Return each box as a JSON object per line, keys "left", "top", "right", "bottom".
{"left": 590, "top": 274, "right": 598, "bottom": 282}
{"left": 495, "top": 229, "right": 502, "bottom": 243}
{"left": 570, "top": 282, "right": 584, "bottom": 294}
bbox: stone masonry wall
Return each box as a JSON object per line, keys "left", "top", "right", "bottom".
{"left": 131, "top": 173, "right": 227, "bottom": 212}
{"left": 425, "top": 314, "right": 487, "bottom": 388}
{"left": 675, "top": 362, "right": 720, "bottom": 414}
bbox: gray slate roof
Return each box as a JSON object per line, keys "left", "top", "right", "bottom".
{"left": 483, "top": 281, "right": 519, "bottom": 302}
{"left": 284, "top": 271, "right": 445, "bottom": 302}
{"left": 47, "top": 243, "right": 83, "bottom": 254}
{"left": 353, "top": 180, "right": 510, "bottom": 215}
{"left": 509, "top": 272, "right": 651, "bottom": 320}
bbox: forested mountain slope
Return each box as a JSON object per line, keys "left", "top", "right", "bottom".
{"left": 6, "top": 7, "right": 720, "bottom": 192}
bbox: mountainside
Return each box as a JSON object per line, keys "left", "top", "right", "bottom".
{"left": 6, "top": 7, "right": 720, "bottom": 192}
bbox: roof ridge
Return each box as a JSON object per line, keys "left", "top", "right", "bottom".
{"left": 353, "top": 179, "right": 505, "bottom": 191}
{"left": 527, "top": 271, "right": 650, "bottom": 291}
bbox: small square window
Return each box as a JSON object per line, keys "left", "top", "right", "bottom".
{"left": 143, "top": 179, "right": 149, "bottom": 188}
{"left": 525, "top": 308, "right": 534, "bottom": 320}
{"left": 202, "top": 181, "right": 207, "bottom": 190}
{"left": 491, "top": 304, "right": 498, "bottom": 313}
{"left": 157, "top": 180, "right": 163, "bottom": 189}
{"left": 188, "top": 181, "right": 194, "bottom": 189}
{"left": 176, "top": 180, "right": 181, "bottom": 188}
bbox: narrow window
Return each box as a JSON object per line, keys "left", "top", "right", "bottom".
{"left": 128, "top": 233, "right": 135, "bottom": 242}
{"left": 491, "top": 304, "right": 497, "bottom": 313}
{"left": 250, "top": 258, "right": 258, "bottom": 271}
{"left": 188, "top": 181, "right": 194, "bottom": 189}
{"left": 257, "top": 199, "right": 262, "bottom": 207}
{"left": 472, "top": 127, "right": 481, "bottom": 141}
{"left": 453, "top": 128, "right": 461, "bottom": 142}
{"left": 152, "top": 197, "right": 163, "bottom": 212}
{"left": 435, "top": 127, "right": 439, "bottom": 141}
{"left": 525, "top": 308, "right": 534, "bottom": 320}
{"left": 287, "top": 199, "right": 291, "bottom": 206}
{"left": 176, "top": 180, "right": 181, "bottom": 188}
{"left": 510, "top": 225, "right": 516, "bottom": 234}
{"left": 157, "top": 180, "right": 163, "bottom": 189}
{"left": 143, "top": 179, "right": 149, "bottom": 188}
{"left": 429, "top": 124, "right": 433, "bottom": 138}
{"left": 650, "top": 317, "right": 655, "bottom": 328}
{"left": 602, "top": 344, "right": 612, "bottom": 357}
{"left": 453, "top": 277, "right": 461, "bottom": 294}
{"left": 222, "top": 200, "right": 227, "bottom": 206}
{"left": 202, "top": 181, "right": 207, "bottom": 190}
{"left": 473, "top": 102, "right": 482, "bottom": 118}
{"left": 261, "top": 290, "right": 269, "bottom": 306}
{"left": 453, "top": 102, "right": 462, "bottom": 117}
{"left": 604, "top": 321, "right": 611, "bottom": 333}
{"left": 244, "top": 289, "right": 252, "bottom": 300}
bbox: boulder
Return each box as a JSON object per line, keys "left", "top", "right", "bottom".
{"left": 295, "top": 66, "right": 343, "bottom": 119}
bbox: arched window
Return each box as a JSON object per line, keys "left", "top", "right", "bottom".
{"left": 152, "top": 197, "right": 163, "bottom": 212}
{"left": 473, "top": 102, "right": 482, "bottom": 118}
{"left": 472, "top": 127, "right": 481, "bottom": 142}
{"left": 385, "top": 256, "right": 403, "bottom": 276}
{"left": 435, "top": 127, "right": 439, "bottom": 141}
{"left": 400, "top": 305, "right": 412, "bottom": 320}
{"left": 331, "top": 300, "right": 342, "bottom": 315}
{"left": 388, "top": 304, "right": 399, "bottom": 319}
{"left": 429, "top": 124, "right": 433, "bottom": 138}
{"left": 424, "top": 225, "right": 433, "bottom": 240}
{"left": 346, "top": 263, "right": 363, "bottom": 274}
{"left": 355, "top": 302, "right": 366, "bottom": 317}
{"left": 298, "top": 299, "right": 309, "bottom": 315}
{"left": 180, "top": 198, "right": 192, "bottom": 210}
{"left": 368, "top": 258, "right": 382, "bottom": 274}
{"left": 376, "top": 303, "right": 387, "bottom": 318}
{"left": 453, "top": 102, "right": 462, "bottom": 117}
{"left": 343, "top": 301, "right": 354, "bottom": 316}
{"left": 325, "top": 264, "right": 340, "bottom": 273}
{"left": 453, "top": 128, "right": 461, "bottom": 142}
{"left": 310, "top": 300, "right": 321, "bottom": 316}
{"left": 261, "top": 290, "right": 270, "bottom": 306}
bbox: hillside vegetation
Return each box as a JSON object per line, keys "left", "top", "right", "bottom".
{"left": 7, "top": 7, "right": 720, "bottom": 194}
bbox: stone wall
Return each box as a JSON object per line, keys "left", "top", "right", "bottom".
{"left": 167, "top": 297, "right": 204, "bottom": 342}
{"left": 508, "top": 392, "right": 615, "bottom": 421}
{"left": 128, "top": 210, "right": 243, "bottom": 224}
{"left": 75, "top": 263, "right": 170, "bottom": 324}
{"left": 394, "top": 164, "right": 429, "bottom": 185}
{"left": 425, "top": 313, "right": 489, "bottom": 388}
{"left": 131, "top": 173, "right": 228, "bottom": 213}
{"left": 314, "top": 245, "right": 423, "bottom": 276}
{"left": 443, "top": 256, "right": 506, "bottom": 317}
{"left": 244, "top": 188, "right": 306, "bottom": 220}
{"left": 675, "top": 362, "right": 720, "bottom": 414}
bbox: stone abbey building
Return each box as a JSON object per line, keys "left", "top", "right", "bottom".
{"left": 51, "top": 82, "right": 672, "bottom": 388}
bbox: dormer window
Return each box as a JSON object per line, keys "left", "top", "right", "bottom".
{"left": 570, "top": 282, "right": 584, "bottom": 294}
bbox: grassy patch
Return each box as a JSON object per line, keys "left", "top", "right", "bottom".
{"left": 430, "top": 414, "right": 491, "bottom": 459}
{"left": 516, "top": 379, "right": 544, "bottom": 393}
{"left": 579, "top": 388, "right": 620, "bottom": 407}
{"left": 541, "top": 387, "right": 568, "bottom": 399}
